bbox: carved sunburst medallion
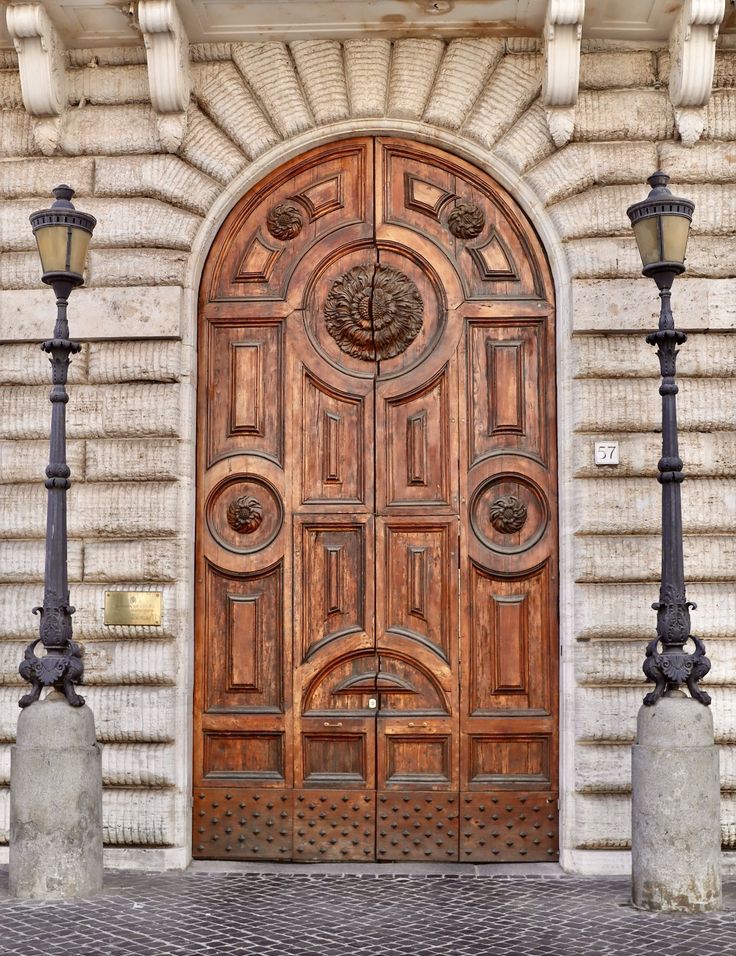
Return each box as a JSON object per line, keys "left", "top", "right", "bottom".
{"left": 447, "top": 201, "right": 485, "bottom": 239}
{"left": 323, "top": 263, "right": 424, "bottom": 361}
{"left": 489, "top": 495, "right": 527, "bottom": 534}
{"left": 226, "top": 495, "right": 264, "bottom": 534}
{"left": 267, "top": 203, "right": 303, "bottom": 240}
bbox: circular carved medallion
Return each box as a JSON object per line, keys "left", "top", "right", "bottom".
{"left": 489, "top": 495, "right": 527, "bottom": 534}
{"left": 324, "top": 263, "right": 424, "bottom": 361}
{"left": 267, "top": 203, "right": 303, "bottom": 240}
{"left": 206, "top": 475, "right": 283, "bottom": 555}
{"left": 226, "top": 495, "right": 264, "bottom": 534}
{"left": 447, "top": 201, "right": 485, "bottom": 239}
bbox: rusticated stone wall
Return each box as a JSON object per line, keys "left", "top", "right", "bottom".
{"left": 0, "top": 36, "right": 735, "bottom": 871}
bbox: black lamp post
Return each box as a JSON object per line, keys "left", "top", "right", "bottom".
{"left": 18, "top": 185, "right": 96, "bottom": 709}
{"left": 627, "top": 172, "right": 711, "bottom": 707}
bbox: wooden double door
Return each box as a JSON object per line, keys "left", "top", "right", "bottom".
{"left": 194, "top": 138, "right": 558, "bottom": 862}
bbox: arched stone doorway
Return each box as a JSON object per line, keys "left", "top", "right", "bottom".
{"left": 193, "top": 137, "right": 558, "bottom": 862}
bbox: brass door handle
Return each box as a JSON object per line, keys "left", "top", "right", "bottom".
{"left": 323, "top": 721, "right": 343, "bottom": 727}
{"left": 408, "top": 721, "right": 429, "bottom": 728}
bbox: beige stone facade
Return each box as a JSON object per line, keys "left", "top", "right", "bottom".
{"left": 1, "top": 26, "right": 735, "bottom": 873}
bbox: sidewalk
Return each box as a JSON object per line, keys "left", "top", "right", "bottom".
{"left": 0, "top": 864, "right": 734, "bottom": 956}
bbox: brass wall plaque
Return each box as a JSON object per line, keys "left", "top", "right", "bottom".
{"left": 104, "top": 591, "right": 162, "bottom": 626}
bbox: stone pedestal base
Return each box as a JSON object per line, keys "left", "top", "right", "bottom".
{"left": 9, "top": 691, "right": 103, "bottom": 899}
{"left": 631, "top": 693, "right": 721, "bottom": 912}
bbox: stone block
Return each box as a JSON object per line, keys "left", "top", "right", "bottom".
{"left": 0, "top": 111, "right": 35, "bottom": 159}
{"left": 714, "top": 52, "right": 736, "bottom": 90}
{"left": 0, "top": 439, "right": 86, "bottom": 484}
{"left": 464, "top": 53, "right": 541, "bottom": 148}
{"left": 290, "top": 40, "right": 350, "bottom": 125}
{"left": 68, "top": 48, "right": 147, "bottom": 67}
{"left": 0, "top": 539, "right": 84, "bottom": 583}
{"left": 388, "top": 38, "right": 445, "bottom": 120}
{"left": 0, "top": 342, "right": 88, "bottom": 385}
{"left": 343, "top": 39, "right": 391, "bottom": 118}
{"left": 574, "top": 793, "right": 630, "bottom": 848}
{"left": 0, "top": 481, "right": 179, "bottom": 538}
{"left": 102, "top": 788, "right": 177, "bottom": 845}
{"left": 87, "top": 249, "right": 189, "bottom": 288}
{"left": 86, "top": 341, "right": 183, "bottom": 384}
{"left": 232, "top": 42, "right": 312, "bottom": 138}
{"left": 575, "top": 639, "right": 736, "bottom": 686}
{"left": 575, "top": 686, "right": 736, "bottom": 745}
{"left": 573, "top": 431, "right": 736, "bottom": 479}
{"left": 573, "top": 332, "right": 736, "bottom": 378}
{"left": 424, "top": 38, "right": 504, "bottom": 131}
{"left": 193, "top": 62, "right": 278, "bottom": 161}
{"left": 493, "top": 101, "right": 555, "bottom": 174}
{"left": 0, "top": 686, "right": 176, "bottom": 743}
{"left": 525, "top": 142, "right": 657, "bottom": 206}
{"left": 179, "top": 106, "right": 248, "bottom": 185}
{"left": 659, "top": 142, "right": 736, "bottom": 184}
{"left": 565, "top": 236, "right": 736, "bottom": 279}
{"left": 574, "top": 90, "right": 674, "bottom": 142}
{"left": 1, "top": 741, "right": 179, "bottom": 788}
{"left": 548, "top": 185, "right": 642, "bottom": 240}
{"left": 67, "top": 64, "right": 149, "bottom": 105}
{"left": 0, "top": 384, "right": 183, "bottom": 439}
{"left": 84, "top": 438, "right": 181, "bottom": 482}
{"left": 574, "top": 583, "right": 735, "bottom": 641}
{"left": 0, "top": 158, "right": 94, "bottom": 199}
{"left": 0, "top": 72, "right": 22, "bottom": 109}
{"left": 0, "top": 252, "right": 45, "bottom": 290}
{"left": 573, "top": 477, "right": 735, "bottom": 534}
{"left": 94, "top": 156, "right": 220, "bottom": 218}
{"left": 704, "top": 91, "right": 736, "bottom": 140}
{"left": 59, "top": 105, "right": 160, "bottom": 155}
{"left": 0, "top": 640, "right": 175, "bottom": 686}
{"left": 579, "top": 52, "right": 656, "bottom": 89}
{"left": 83, "top": 540, "right": 184, "bottom": 582}
{"left": 574, "top": 378, "right": 736, "bottom": 431}
{"left": 575, "top": 741, "right": 736, "bottom": 793}
{"left": 0, "top": 286, "right": 184, "bottom": 341}
{"left": 575, "top": 535, "right": 736, "bottom": 584}
{"left": 571, "top": 278, "right": 736, "bottom": 332}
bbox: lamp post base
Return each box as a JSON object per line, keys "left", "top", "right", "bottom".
{"left": 631, "top": 692, "right": 721, "bottom": 911}
{"left": 9, "top": 691, "right": 103, "bottom": 899}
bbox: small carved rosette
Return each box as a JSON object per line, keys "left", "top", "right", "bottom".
{"left": 447, "top": 201, "right": 485, "bottom": 239}
{"left": 267, "top": 203, "right": 303, "bottom": 241}
{"left": 227, "top": 495, "right": 264, "bottom": 534}
{"left": 489, "top": 495, "right": 527, "bottom": 534}
{"left": 324, "top": 263, "right": 424, "bottom": 361}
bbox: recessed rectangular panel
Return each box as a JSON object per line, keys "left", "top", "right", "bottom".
{"left": 205, "top": 563, "right": 283, "bottom": 713}
{"left": 467, "top": 320, "right": 545, "bottom": 465}
{"left": 296, "top": 519, "right": 368, "bottom": 661}
{"left": 380, "top": 520, "right": 457, "bottom": 663}
{"left": 294, "top": 790, "right": 375, "bottom": 861}
{"left": 468, "top": 564, "right": 551, "bottom": 715}
{"left": 460, "top": 792, "right": 558, "bottom": 862}
{"left": 228, "top": 597, "right": 260, "bottom": 689}
{"left": 382, "top": 367, "right": 453, "bottom": 507}
{"left": 384, "top": 735, "right": 452, "bottom": 787}
{"left": 302, "top": 733, "right": 367, "bottom": 784}
{"left": 203, "top": 732, "right": 284, "bottom": 780}
{"left": 376, "top": 791, "right": 459, "bottom": 861}
{"left": 468, "top": 735, "right": 551, "bottom": 788}
{"left": 301, "top": 370, "right": 366, "bottom": 504}
{"left": 207, "top": 323, "right": 283, "bottom": 466}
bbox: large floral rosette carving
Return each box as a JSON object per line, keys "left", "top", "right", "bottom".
{"left": 323, "top": 263, "right": 424, "bottom": 361}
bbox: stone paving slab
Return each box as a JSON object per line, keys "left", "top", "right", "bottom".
{"left": 0, "top": 865, "right": 734, "bottom": 956}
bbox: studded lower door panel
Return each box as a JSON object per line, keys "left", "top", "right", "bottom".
{"left": 193, "top": 788, "right": 558, "bottom": 862}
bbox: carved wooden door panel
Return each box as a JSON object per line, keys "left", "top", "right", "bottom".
{"left": 194, "top": 137, "right": 558, "bottom": 863}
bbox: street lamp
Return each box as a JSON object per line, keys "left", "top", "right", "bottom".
{"left": 626, "top": 172, "right": 711, "bottom": 706}
{"left": 18, "top": 185, "right": 96, "bottom": 708}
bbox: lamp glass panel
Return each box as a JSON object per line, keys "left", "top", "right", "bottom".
{"left": 68, "top": 228, "right": 92, "bottom": 278}
{"left": 631, "top": 216, "right": 661, "bottom": 268}
{"left": 661, "top": 214, "right": 691, "bottom": 267}
{"left": 33, "top": 224, "right": 71, "bottom": 275}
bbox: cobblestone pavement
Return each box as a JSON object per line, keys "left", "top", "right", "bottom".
{"left": 0, "top": 864, "right": 735, "bottom": 956}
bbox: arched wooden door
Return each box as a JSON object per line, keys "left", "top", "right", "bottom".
{"left": 194, "top": 138, "right": 558, "bottom": 862}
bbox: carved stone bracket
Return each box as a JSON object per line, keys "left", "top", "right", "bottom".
{"left": 669, "top": 0, "right": 726, "bottom": 146}
{"left": 138, "top": 0, "right": 190, "bottom": 152}
{"left": 542, "top": 0, "right": 585, "bottom": 148}
{"left": 6, "top": 3, "right": 67, "bottom": 155}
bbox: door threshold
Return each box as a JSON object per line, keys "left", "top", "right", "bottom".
{"left": 187, "top": 860, "right": 568, "bottom": 877}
